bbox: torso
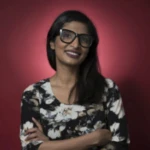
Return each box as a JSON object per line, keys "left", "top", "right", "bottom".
{"left": 21, "top": 77, "right": 129, "bottom": 150}
{"left": 30, "top": 78, "right": 107, "bottom": 140}
{"left": 49, "top": 78, "right": 77, "bottom": 104}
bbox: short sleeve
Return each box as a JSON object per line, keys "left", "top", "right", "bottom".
{"left": 19, "top": 84, "right": 43, "bottom": 150}
{"left": 102, "top": 79, "right": 130, "bottom": 150}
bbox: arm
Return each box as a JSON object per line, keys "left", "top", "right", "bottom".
{"left": 38, "top": 129, "right": 111, "bottom": 150}
{"left": 25, "top": 117, "right": 111, "bottom": 150}
{"left": 101, "top": 79, "right": 130, "bottom": 150}
{"left": 20, "top": 85, "right": 111, "bottom": 150}
{"left": 20, "top": 85, "right": 44, "bottom": 150}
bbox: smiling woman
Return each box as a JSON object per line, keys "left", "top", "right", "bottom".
{"left": 49, "top": 21, "right": 91, "bottom": 67}
{"left": 20, "top": 10, "right": 130, "bottom": 150}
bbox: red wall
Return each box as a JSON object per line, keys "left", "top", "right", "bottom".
{"left": 0, "top": 0, "right": 150, "bottom": 149}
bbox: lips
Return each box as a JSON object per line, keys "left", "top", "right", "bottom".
{"left": 65, "top": 50, "right": 81, "bottom": 58}
{"left": 65, "top": 50, "right": 81, "bottom": 55}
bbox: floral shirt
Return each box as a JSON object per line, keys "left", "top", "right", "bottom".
{"left": 20, "top": 78, "right": 130, "bottom": 150}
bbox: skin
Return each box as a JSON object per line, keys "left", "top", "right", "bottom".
{"left": 26, "top": 118, "right": 111, "bottom": 150}
{"left": 49, "top": 21, "right": 90, "bottom": 104}
{"left": 25, "top": 118, "right": 49, "bottom": 142}
{"left": 50, "top": 21, "right": 90, "bottom": 68}
{"left": 25, "top": 21, "right": 112, "bottom": 150}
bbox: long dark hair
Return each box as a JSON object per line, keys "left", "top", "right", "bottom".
{"left": 46, "top": 10, "right": 107, "bottom": 105}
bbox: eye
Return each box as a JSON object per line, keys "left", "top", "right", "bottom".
{"left": 62, "top": 31, "right": 72, "bottom": 39}
{"left": 81, "top": 36, "right": 91, "bottom": 43}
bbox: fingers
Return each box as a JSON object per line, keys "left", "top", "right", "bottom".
{"left": 32, "top": 117, "right": 43, "bottom": 132}
{"left": 25, "top": 129, "right": 49, "bottom": 142}
{"left": 25, "top": 133, "right": 37, "bottom": 141}
{"left": 25, "top": 127, "right": 38, "bottom": 134}
{"left": 24, "top": 118, "right": 48, "bottom": 143}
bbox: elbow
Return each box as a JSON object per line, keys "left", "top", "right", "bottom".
{"left": 97, "top": 129, "right": 112, "bottom": 146}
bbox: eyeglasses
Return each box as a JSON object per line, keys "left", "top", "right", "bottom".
{"left": 59, "top": 29, "right": 94, "bottom": 48}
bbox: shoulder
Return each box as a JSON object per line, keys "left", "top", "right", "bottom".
{"left": 105, "top": 78, "right": 119, "bottom": 90}
{"left": 103, "top": 78, "right": 121, "bottom": 102}
{"left": 22, "top": 78, "right": 50, "bottom": 93}
{"left": 21, "top": 78, "right": 50, "bottom": 105}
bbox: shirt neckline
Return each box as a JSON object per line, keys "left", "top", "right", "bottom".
{"left": 46, "top": 77, "right": 75, "bottom": 106}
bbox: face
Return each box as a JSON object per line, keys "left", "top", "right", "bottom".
{"left": 50, "top": 21, "right": 91, "bottom": 67}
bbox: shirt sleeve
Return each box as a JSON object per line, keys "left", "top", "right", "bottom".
{"left": 19, "top": 84, "right": 43, "bottom": 150}
{"left": 101, "top": 79, "right": 130, "bottom": 150}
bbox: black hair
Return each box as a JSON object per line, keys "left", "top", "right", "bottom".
{"left": 46, "top": 10, "right": 107, "bottom": 105}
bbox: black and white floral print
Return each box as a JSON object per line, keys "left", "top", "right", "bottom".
{"left": 20, "top": 78, "right": 130, "bottom": 150}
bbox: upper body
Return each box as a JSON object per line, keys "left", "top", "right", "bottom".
{"left": 20, "top": 77, "right": 130, "bottom": 150}
{"left": 20, "top": 10, "right": 130, "bottom": 150}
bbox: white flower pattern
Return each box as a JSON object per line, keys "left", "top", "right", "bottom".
{"left": 50, "top": 104, "right": 85, "bottom": 122}
{"left": 23, "top": 121, "right": 34, "bottom": 131}
{"left": 20, "top": 78, "right": 130, "bottom": 150}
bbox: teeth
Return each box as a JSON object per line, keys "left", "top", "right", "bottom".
{"left": 66, "top": 51, "right": 80, "bottom": 56}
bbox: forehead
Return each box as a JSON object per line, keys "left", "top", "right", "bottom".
{"left": 62, "top": 21, "right": 88, "bottom": 34}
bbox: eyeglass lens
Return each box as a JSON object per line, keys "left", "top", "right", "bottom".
{"left": 60, "top": 29, "right": 93, "bottom": 48}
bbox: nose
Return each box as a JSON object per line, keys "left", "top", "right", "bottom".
{"left": 70, "top": 36, "right": 80, "bottom": 48}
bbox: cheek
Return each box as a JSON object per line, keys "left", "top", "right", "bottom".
{"left": 55, "top": 38, "right": 67, "bottom": 50}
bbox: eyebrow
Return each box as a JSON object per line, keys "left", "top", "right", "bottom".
{"left": 62, "top": 28, "right": 89, "bottom": 35}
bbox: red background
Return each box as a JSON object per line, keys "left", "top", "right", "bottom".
{"left": 0, "top": 0, "right": 150, "bottom": 149}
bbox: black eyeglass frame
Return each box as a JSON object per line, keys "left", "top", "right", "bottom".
{"left": 59, "top": 29, "right": 94, "bottom": 48}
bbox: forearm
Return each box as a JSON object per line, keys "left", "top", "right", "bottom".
{"left": 38, "top": 130, "right": 101, "bottom": 150}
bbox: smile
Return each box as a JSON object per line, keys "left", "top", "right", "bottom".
{"left": 65, "top": 50, "right": 81, "bottom": 58}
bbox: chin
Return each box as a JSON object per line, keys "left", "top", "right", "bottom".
{"left": 62, "top": 60, "right": 83, "bottom": 67}
{"left": 57, "top": 57, "right": 86, "bottom": 67}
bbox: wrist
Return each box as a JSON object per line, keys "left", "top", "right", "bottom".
{"left": 80, "top": 130, "right": 101, "bottom": 146}
{"left": 96, "top": 129, "right": 112, "bottom": 145}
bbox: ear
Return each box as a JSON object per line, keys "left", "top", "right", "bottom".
{"left": 50, "top": 41, "right": 55, "bottom": 50}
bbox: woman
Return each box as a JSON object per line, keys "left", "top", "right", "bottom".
{"left": 20, "top": 10, "right": 130, "bottom": 150}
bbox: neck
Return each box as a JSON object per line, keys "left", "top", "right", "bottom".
{"left": 52, "top": 64, "right": 79, "bottom": 88}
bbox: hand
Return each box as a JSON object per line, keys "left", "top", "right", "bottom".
{"left": 25, "top": 117, "right": 49, "bottom": 142}
{"left": 94, "top": 129, "right": 112, "bottom": 146}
